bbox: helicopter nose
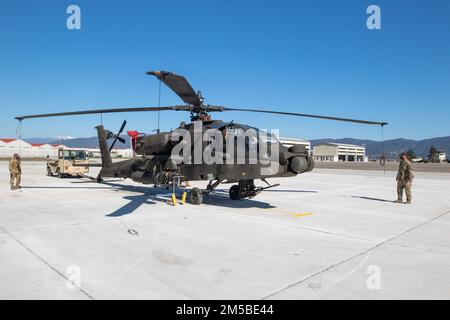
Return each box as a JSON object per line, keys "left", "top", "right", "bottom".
{"left": 289, "top": 156, "right": 314, "bottom": 174}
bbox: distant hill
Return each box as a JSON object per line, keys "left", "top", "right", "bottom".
{"left": 24, "top": 137, "right": 58, "bottom": 144}
{"left": 24, "top": 136, "right": 130, "bottom": 149}
{"left": 23, "top": 135, "right": 450, "bottom": 160}
{"left": 310, "top": 136, "right": 450, "bottom": 159}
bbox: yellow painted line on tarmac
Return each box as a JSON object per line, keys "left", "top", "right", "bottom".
{"left": 290, "top": 212, "right": 314, "bottom": 218}
{"left": 264, "top": 208, "right": 315, "bottom": 218}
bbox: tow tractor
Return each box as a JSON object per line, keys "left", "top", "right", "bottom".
{"left": 47, "top": 148, "right": 90, "bottom": 178}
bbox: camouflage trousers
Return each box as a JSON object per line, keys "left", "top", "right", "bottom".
{"left": 397, "top": 180, "right": 412, "bottom": 201}
{"left": 10, "top": 173, "right": 21, "bottom": 188}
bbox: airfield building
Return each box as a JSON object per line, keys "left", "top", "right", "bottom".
{"left": 0, "top": 139, "right": 35, "bottom": 158}
{"left": 312, "top": 142, "right": 367, "bottom": 162}
{"left": 0, "top": 138, "right": 132, "bottom": 159}
{"left": 437, "top": 150, "right": 447, "bottom": 163}
{"left": 279, "top": 138, "right": 311, "bottom": 154}
{"left": 0, "top": 139, "right": 69, "bottom": 158}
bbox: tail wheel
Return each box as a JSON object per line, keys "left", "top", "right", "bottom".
{"left": 47, "top": 167, "right": 53, "bottom": 176}
{"left": 229, "top": 185, "right": 241, "bottom": 200}
{"left": 189, "top": 187, "right": 203, "bottom": 205}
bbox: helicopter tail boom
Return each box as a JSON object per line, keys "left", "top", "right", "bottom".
{"left": 96, "top": 125, "right": 113, "bottom": 168}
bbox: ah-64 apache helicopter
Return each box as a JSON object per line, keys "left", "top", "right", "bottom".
{"left": 16, "top": 71, "right": 387, "bottom": 204}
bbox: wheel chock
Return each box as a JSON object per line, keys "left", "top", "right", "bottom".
{"left": 181, "top": 191, "right": 187, "bottom": 205}
{"left": 172, "top": 193, "right": 177, "bottom": 206}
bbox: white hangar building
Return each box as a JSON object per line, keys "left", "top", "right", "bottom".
{"left": 0, "top": 139, "right": 33, "bottom": 158}
{"left": 0, "top": 139, "right": 64, "bottom": 159}
{"left": 279, "top": 137, "right": 311, "bottom": 153}
{"left": 29, "top": 144, "right": 61, "bottom": 158}
{"left": 312, "top": 142, "right": 367, "bottom": 162}
{"left": 0, "top": 138, "right": 133, "bottom": 159}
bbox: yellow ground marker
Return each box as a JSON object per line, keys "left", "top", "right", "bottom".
{"left": 264, "top": 208, "right": 315, "bottom": 217}
{"left": 171, "top": 193, "right": 177, "bottom": 206}
{"left": 290, "top": 212, "right": 314, "bottom": 218}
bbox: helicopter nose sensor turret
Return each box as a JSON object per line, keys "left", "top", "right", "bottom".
{"left": 283, "top": 144, "right": 314, "bottom": 174}
{"left": 289, "top": 156, "right": 313, "bottom": 174}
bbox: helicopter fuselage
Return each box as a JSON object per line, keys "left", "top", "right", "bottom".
{"left": 98, "top": 120, "right": 314, "bottom": 185}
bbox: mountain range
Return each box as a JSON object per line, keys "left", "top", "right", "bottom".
{"left": 23, "top": 136, "right": 450, "bottom": 160}
{"left": 24, "top": 136, "right": 129, "bottom": 149}
{"left": 310, "top": 137, "right": 450, "bottom": 159}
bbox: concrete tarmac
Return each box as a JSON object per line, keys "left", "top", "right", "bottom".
{"left": 315, "top": 161, "right": 450, "bottom": 173}
{"left": 0, "top": 162, "right": 449, "bottom": 299}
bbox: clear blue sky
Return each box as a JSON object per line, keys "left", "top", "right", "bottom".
{"left": 0, "top": 0, "right": 449, "bottom": 141}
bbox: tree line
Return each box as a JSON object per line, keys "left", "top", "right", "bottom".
{"left": 405, "top": 146, "right": 446, "bottom": 162}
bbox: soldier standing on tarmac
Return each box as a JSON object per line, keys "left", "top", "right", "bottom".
{"left": 9, "top": 153, "right": 22, "bottom": 190}
{"left": 394, "top": 152, "right": 414, "bottom": 204}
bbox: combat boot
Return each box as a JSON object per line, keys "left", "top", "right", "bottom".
{"left": 393, "top": 199, "right": 402, "bottom": 203}
{"left": 404, "top": 200, "right": 411, "bottom": 204}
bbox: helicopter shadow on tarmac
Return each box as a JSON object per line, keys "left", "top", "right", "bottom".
{"left": 100, "top": 181, "right": 279, "bottom": 217}
{"left": 101, "top": 183, "right": 318, "bottom": 216}
{"left": 207, "top": 188, "right": 318, "bottom": 208}
{"left": 106, "top": 193, "right": 157, "bottom": 217}
{"left": 76, "top": 180, "right": 318, "bottom": 213}
{"left": 25, "top": 178, "right": 317, "bottom": 217}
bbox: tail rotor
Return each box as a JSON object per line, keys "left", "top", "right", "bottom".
{"left": 108, "top": 120, "right": 127, "bottom": 151}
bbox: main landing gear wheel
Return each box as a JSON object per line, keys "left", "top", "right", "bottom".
{"left": 229, "top": 185, "right": 241, "bottom": 200}
{"left": 229, "top": 179, "right": 278, "bottom": 201}
{"left": 189, "top": 187, "right": 203, "bottom": 205}
{"left": 229, "top": 180, "right": 257, "bottom": 200}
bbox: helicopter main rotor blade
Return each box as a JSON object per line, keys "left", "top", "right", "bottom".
{"left": 218, "top": 107, "right": 388, "bottom": 126}
{"left": 15, "top": 105, "right": 190, "bottom": 121}
{"left": 14, "top": 102, "right": 387, "bottom": 126}
{"left": 147, "top": 71, "right": 202, "bottom": 106}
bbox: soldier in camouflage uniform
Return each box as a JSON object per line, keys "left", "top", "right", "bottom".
{"left": 9, "top": 153, "right": 22, "bottom": 190}
{"left": 394, "top": 152, "right": 414, "bottom": 204}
